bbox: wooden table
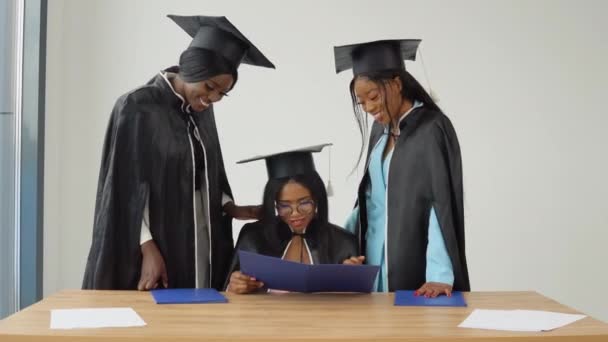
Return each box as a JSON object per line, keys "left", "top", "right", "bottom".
{"left": 0, "top": 290, "right": 607, "bottom": 341}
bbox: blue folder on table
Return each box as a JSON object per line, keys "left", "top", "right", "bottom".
{"left": 394, "top": 290, "right": 467, "bottom": 307}
{"left": 238, "top": 250, "right": 380, "bottom": 293}
{"left": 150, "top": 288, "right": 228, "bottom": 304}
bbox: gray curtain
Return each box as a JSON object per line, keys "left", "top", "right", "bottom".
{"left": 0, "top": 0, "right": 20, "bottom": 319}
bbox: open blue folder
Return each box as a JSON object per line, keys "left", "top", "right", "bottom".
{"left": 394, "top": 290, "right": 467, "bottom": 307}
{"left": 150, "top": 288, "right": 228, "bottom": 304}
{"left": 238, "top": 250, "right": 380, "bottom": 293}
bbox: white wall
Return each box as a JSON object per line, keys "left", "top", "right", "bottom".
{"left": 44, "top": 0, "right": 608, "bottom": 321}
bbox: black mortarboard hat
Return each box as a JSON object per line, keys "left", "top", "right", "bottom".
{"left": 334, "top": 39, "right": 421, "bottom": 75}
{"left": 168, "top": 14, "right": 275, "bottom": 70}
{"left": 237, "top": 144, "right": 332, "bottom": 180}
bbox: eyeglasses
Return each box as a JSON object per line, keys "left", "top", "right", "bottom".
{"left": 275, "top": 199, "right": 316, "bottom": 217}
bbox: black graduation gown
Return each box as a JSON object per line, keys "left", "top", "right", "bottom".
{"left": 353, "top": 106, "right": 470, "bottom": 291}
{"left": 224, "top": 218, "right": 359, "bottom": 289}
{"left": 82, "top": 68, "right": 234, "bottom": 290}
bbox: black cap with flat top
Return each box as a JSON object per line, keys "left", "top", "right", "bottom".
{"left": 168, "top": 14, "right": 275, "bottom": 70}
{"left": 334, "top": 39, "right": 420, "bottom": 75}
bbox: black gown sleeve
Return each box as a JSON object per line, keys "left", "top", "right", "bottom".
{"left": 427, "top": 116, "right": 470, "bottom": 291}
{"left": 82, "top": 95, "right": 151, "bottom": 289}
{"left": 223, "top": 222, "right": 260, "bottom": 289}
{"left": 329, "top": 224, "right": 359, "bottom": 264}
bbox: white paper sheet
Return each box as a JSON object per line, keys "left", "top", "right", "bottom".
{"left": 458, "top": 309, "right": 586, "bottom": 332}
{"left": 50, "top": 307, "right": 146, "bottom": 330}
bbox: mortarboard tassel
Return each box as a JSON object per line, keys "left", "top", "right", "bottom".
{"left": 418, "top": 45, "right": 440, "bottom": 103}
{"left": 326, "top": 144, "right": 334, "bottom": 197}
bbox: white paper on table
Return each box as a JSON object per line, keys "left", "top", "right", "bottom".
{"left": 458, "top": 309, "right": 586, "bottom": 332}
{"left": 50, "top": 307, "right": 147, "bottom": 330}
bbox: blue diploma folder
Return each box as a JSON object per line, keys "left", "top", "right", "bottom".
{"left": 394, "top": 290, "right": 467, "bottom": 307}
{"left": 238, "top": 250, "right": 380, "bottom": 293}
{"left": 150, "top": 288, "right": 228, "bottom": 304}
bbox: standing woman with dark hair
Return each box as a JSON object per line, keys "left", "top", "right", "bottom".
{"left": 225, "top": 145, "right": 359, "bottom": 294}
{"left": 335, "top": 39, "right": 470, "bottom": 296}
{"left": 82, "top": 15, "right": 274, "bottom": 291}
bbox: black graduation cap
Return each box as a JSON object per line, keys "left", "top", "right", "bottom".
{"left": 334, "top": 39, "right": 421, "bottom": 75}
{"left": 168, "top": 14, "right": 275, "bottom": 70}
{"left": 237, "top": 144, "right": 332, "bottom": 180}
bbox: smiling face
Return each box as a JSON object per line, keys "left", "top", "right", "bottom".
{"left": 275, "top": 180, "right": 316, "bottom": 232}
{"left": 183, "top": 73, "right": 234, "bottom": 112}
{"left": 353, "top": 76, "right": 404, "bottom": 125}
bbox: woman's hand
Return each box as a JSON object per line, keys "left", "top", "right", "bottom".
{"left": 227, "top": 271, "right": 264, "bottom": 294}
{"left": 224, "top": 202, "right": 262, "bottom": 220}
{"left": 138, "top": 240, "right": 168, "bottom": 291}
{"left": 342, "top": 255, "right": 366, "bottom": 265}
{"left": 415, "top": 282, "right": 452, "bottom": 298}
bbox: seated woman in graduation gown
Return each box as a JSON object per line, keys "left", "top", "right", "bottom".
{"left": 82, "top": 15, "right": 275, "bottom": 291}
{"left": 225, "top": 145, "right": 360, "bottom": 294}
{"left": 333, "top": 39, "right": 470, "bottom": 296}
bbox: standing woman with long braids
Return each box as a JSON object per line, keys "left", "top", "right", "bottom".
{"left": 336, "top": 39, "right": 470, "bottom": 296}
